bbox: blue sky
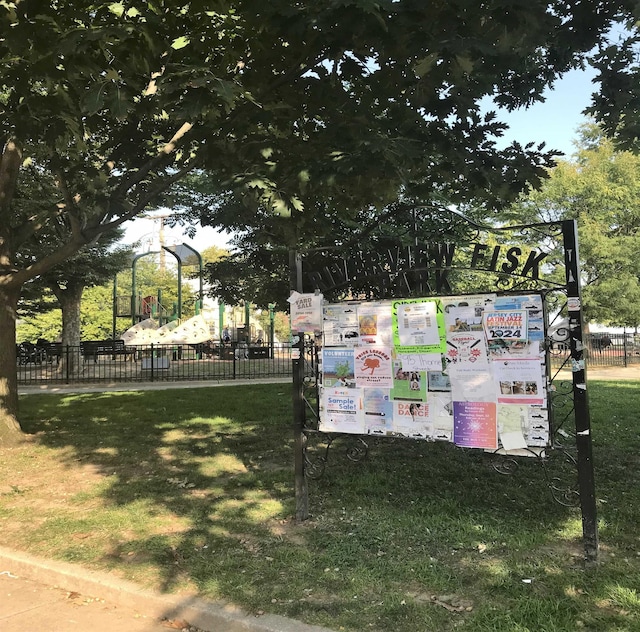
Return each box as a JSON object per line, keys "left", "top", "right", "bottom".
{"left": 487, "top": 66, "right": 597, "bottom": 157}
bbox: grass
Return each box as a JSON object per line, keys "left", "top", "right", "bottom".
{"left": 0, "top": 381, "right": 639, "bottom": 631}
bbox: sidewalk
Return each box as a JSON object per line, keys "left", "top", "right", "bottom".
{"left": 0, "top": 547, "right": 334, "bottom": 632}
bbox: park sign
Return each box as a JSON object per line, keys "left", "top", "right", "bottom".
{"left": 305, "top": 240, "right": 549, "bottom": 297}
{"left": 291, "top": 217, "right": 599, "bottom": 563}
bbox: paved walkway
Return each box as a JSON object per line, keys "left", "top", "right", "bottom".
{"left": 0, "top": 547, "right": 332, "bottom": 632}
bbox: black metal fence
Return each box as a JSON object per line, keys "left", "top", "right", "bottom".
{"left": 551, "top": 332, "right": 640, "bottom": 367}
{"left": 17, "top": 341, "right": 293, "bottom": 386}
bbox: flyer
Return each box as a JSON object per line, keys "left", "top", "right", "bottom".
{"left": 497, "top": 404, "right": 528, "bottom": 451}
{"left": 392, "top": 298, "right": 446, "bottom": 353}
{"left": 320, "top": 387, "right": 365, "bottom": 434}
{"left": 395, "top": 352, "right": 442, "bottom": 372}
{"left": 453, "top": 401, "right": 498, "bottom": 449}
{"left": 494, "top": 294, "right": 544, "bottom": 341}
{"left": 322, "top": 349, "right": 355, "bottom": 388}
{"left": 430, "top": 394, "right": 454, "bottom": 441}
{"left": 363, "top": 388, "right": 393, "bottom": 435}
{"left": 289, "top": 291, "right": 323, "bottom": 333}
{"left": 449, "top": 364, "right": 497, "bottom": 403}
{"left": 444, "top": 305, "right": 485, "bottom": 332}
{"left": 391, "top": 359, "right": 427, "bottom": 401}
{"left": 358, "top": 302, "right": 393, "bottom": 346}
{"left": 493, "top": 358, "right": 545, "bottom": 405}
{"left": 483, "top": 310, "right": 528, "bottom": 342}
{"left": 391, "top": 401, "right": 432, "bottom": 438}
{"left": 323, "top": 304, "right": 360, "bottom": 346}
{"left": 354, "top": 347, "right": 394, "bottom": 388}
{"left": 445, "top": 331, "right": 489, "bottom": 365}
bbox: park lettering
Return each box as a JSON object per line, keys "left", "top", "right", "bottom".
{"left": 307, "top": 241, "right": 547, "bottom": 294}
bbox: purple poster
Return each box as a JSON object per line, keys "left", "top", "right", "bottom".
{"left": 453, "top": 401, "right": 498, "bottom": 449}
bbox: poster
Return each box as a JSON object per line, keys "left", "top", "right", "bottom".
{"left": 497, "top": 404, "right": 528, "bottom": 451}
{"left": 493, "top": 359, "right": 545, "bottom": 405}
{"left": 363, "top": 388, "right": 393, "bottom": 435}
{"left": 483, "top": 310, "right": 528, "bottom": 342}
{"left": 320, "top": 387, "right": 365, "bottom": 433}
{"left": 289, "top": 291, "right": 323, "bottom": 333}
{"left": 494, "top": 295, "right": 544, "bottom": 341}
{"left": 395, "top": 352, "right": 442, "bottom": 372}
{"left": 453, "top": 401, "right": 498, "bottom": 449}
{"left": 322, "top": 349, "right": 355, "bottom": 387}
{"left": 392, "top": 401, "right": 432, "bottom": 438}
{"left": 391, "top": 359, "right": 427, "bottom": 401}
{"left": 323, "top": 304, "right": 360, "bottom": 346}
{"left": 449, "top": 364, "right": 496, "bottom": 403}
{"left": 392, "top": 298, "right": 446, "bottom": 353}
{"left": 358, "top": 302, "right": 393, "bottom": 346}
{"left": 354, "top": 347, "right": 393, "bottom": 388}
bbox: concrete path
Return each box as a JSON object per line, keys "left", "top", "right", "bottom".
{"left": 0, "top": 547, "right": 334, "bottom": 632}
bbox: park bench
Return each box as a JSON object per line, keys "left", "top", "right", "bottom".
{"left": 43, "top": 342, "right": 63, "bottom": 365}
{"left": 81, "top": 339, "right": 137, "bottom": 362}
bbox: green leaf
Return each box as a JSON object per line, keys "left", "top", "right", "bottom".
{"left": 171, "top": 36, "right": 190, "bottom": 50}
{"left": 271, "top": 198, "right": 291, "bottom": 217}
{"left": 108, "top": 2, "right": 125, "bottom": 17}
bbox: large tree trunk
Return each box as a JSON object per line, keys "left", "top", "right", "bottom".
{"left": 0, "top": 285, "right": 25, "bottom": 446}
{"left": 56, "top": 284, "right": 84, "bottom": 376}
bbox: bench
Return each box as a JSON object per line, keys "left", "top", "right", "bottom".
{"left": 81, "top": 339, "right": 136, "bottom": 362}
{"left": 43, "top": 342, "right": 63, "bottom": 365}
{"left": 16, "top": 342, "right": 45, "bottom": 365}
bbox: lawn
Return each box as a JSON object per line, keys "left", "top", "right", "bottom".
{"left": 1, "top": 381, "right": 639, "bottom": 631}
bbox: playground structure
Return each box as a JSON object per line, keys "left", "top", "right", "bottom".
{"left": 114, "top": 243, "right": 204, "bottom": 330}
{"left": 113, "top": 243, "right": 277, "bottom": 349}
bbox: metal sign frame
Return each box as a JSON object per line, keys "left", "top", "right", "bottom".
{"left": 291, "top": 216, "right": 597, "bottom": 562}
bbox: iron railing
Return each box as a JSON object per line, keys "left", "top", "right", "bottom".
{"left": 16, "top": 341, "right": 293, "bottom": 385}
{"left": 550, "top": 332, "right": 640, "bottom": 367}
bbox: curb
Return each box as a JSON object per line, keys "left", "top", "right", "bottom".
{"left": 0, "top": 546, "right": 334, "bottom": 632}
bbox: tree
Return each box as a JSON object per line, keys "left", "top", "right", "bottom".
{"left": 504, "top": 124, "right": 640, "bottom": 327}
{"left": 1, "top": 2, "right": 637, "bottom": 445}
{"left": 588, "top": 23, "right": 640, "bottom": 152}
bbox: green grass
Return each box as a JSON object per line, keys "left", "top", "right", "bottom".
{"left": 0, "top": 381, "right": 638, "bottom": 631}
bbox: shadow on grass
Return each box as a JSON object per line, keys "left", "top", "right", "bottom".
{"left": 12, "top": 381, "right": 640, "bottom": 632}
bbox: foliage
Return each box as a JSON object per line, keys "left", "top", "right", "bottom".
{"left": 587, "top": 21, "right": 640, "bottom": 152}
{"left": 504, "top": 124, "right": 640, "bottom": 326}
{"left": 3, "top": 380, "right": 639, "bottom": 631}
{"left": 1, "top": 1, "right": 639, "bottom": 432}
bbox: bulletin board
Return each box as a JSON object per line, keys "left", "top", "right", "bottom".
{"left": 290, "top": 217, "right": 598, "bottom": 562}
{"left": 318, "top": 293, "right": 549, "bottom": 455}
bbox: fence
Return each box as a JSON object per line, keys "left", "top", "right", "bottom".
{"left": 551, "top": 332, "right": 640, "bottom": 368}
{"left": 17, "top": 341, "right": 293, "bottom": 386}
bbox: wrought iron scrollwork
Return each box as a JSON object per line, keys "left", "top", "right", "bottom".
{"left": 303, "top": 432, "right": 370, "bottom": 479}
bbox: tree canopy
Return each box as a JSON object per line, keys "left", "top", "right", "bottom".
{"left": 505, "top": 124, "right": 640, "bottom": 327}
{"left": 2, "top": 1, "right": 640, "bottom": 443}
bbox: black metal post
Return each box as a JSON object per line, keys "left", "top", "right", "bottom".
{"left": 290, "top": 250, "right": 309, "bottom": 521}
{"left": 562, "top": 219, "right": 598, "bottom": 562}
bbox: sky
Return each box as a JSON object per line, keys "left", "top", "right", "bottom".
{"left": 122, "top": 66, "right": 598, "bottom": 254}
